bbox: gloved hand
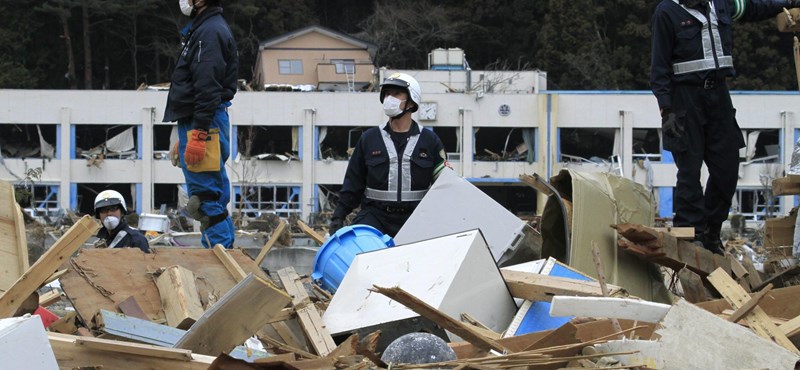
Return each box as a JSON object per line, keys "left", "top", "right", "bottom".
{"left": 184, "top": 129, "right": 209, "bottom": 166}
{"left": 329, "top": 217, "right": 344, "bottom": 234}
{"left": 169, "top": 142, "right": 180, "bottom": 167}
{"left": 661, "top": 109, "right": 683, "bottom": 139}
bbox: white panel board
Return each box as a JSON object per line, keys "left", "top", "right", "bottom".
{"left": 323, "top": 229, "right": 516, "bottom": 340}
{"left": 0, "top": 315, "right": 59, "bottom": 369}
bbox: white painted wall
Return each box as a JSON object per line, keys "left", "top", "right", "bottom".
{"left": 0, "top": 89, "right": 797, "bottom": 220}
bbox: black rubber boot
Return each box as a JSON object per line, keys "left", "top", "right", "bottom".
{"left": 701, "top": 231, "right": 725, "bottom": 256}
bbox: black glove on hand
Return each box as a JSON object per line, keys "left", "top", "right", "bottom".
{"left": 661, "top": 109, "right": 683, "bottom": 139}
{"left": 329, "top": 217, "right": 344, "bottom": 234}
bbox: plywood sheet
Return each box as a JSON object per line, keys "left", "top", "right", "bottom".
{"left": 60, "top": 248, "right": 268, "bottom": 324}
{"left": 0, "top": 181, "right": 28, "bottom": 292}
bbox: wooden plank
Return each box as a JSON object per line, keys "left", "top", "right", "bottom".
{"left": 43, "top": 269, "right": 68, "bottom": 286}
{"left": 727, "top": 284, "right": 773, "bottom": 323}
{"left": 677, "top": 268, "right": 709, "bottom": 303}
{"left": 272, "top": 321, "right": 305, "bottom": 350}
{"left": 772, "top": 175, "right": 800, "bottom": 195}
{"left": 155, "top": 265, "right": 204, "bottom": 330}
{"left": 117, "top": 295, "right": 150, "bottom": 321}
{"left": 742, "top": 255, "right": 763, "bottom": 288}
{"left": 501, "top": 270, "right": 623, "bottom": 301}
{"left": 753, "top": 264, "right": 800, "bottom": 291}
{"left": 615, "top": 223, "right": 731, "bottom": 277}
{"left": 764, "top": 211, "right": 796, "bottom": 248}
{"left": 0, "top": 215, "right": 98, "bottom": 318}
{"left": 277, "top": 267, "right": 336, "bottom": 356}
{"left": 550, "top": 297, "right": 671, "bottom": 323}
{"left": 212, "top": 244, "right": 247, "bottom": 282}
{"left": 0, "top": 181, "right": 29, "bottom": 292}
{"left": 174, "top": 273, "right": 291, "bottom": 356}
{"left": 297, "top": 220, "right": 326, "bottom": 245}
{"left": 59, "top": 248, "right": 268, "bottom": 326}
{"left": 652, "top": 227, "right": 695, "bottom": 239}
{"left": 255, "top": 220, "right": 287, "bottom": 266}
{"left": 780, "top": 314, "right": 800, "bottom": 338}
{"left": 50, "top": 311, "right": 79, "bottom": 334}
{"left": 39, "top": 290, "right": 62, "bottom": 307}
{"left": 76, "top": 336, "right": 193, "bottom": 361}
{"left": 590, "top": 242, "right": 623, "bottom": 337}
{"left": 697, "top": 285, "right": 800, "bottom": 320}
{"left": 706, "top": 268, "right": 800, "bottom": 355}
{"left": 371, "top": 285, "right": 509, "bottom": 353}
{"left": 49, "top": 332, "right": 215, "bottom": 370}
{"left": 521, "top": 321, "right": 580, "bottom": 351}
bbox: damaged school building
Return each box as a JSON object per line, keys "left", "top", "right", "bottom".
{"left": 2, "top": 25, "right": 800, "bottom": 369}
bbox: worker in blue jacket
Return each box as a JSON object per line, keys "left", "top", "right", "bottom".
{"left": 94, "top": 190, "right": 150, "bottom": 253}
{"left": 163, "top": 0, "right": 238, "bottom": 248}
{"left": 651, "top": 0, "right": 799, "bottom": 255}
{"left": 330, "top": 73, "right": 448, "bottom": 237}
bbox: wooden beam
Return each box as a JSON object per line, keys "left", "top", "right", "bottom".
{"left": 742, "top": 255, "right": 763, "bottom": 288}
{"left": 772, "top": 175, "right": 800, "bottom": 196}
{"left": 49, "top": 332, "right": 215, "bottom": 370}
{"left": 706, "top": 268, "right": 800, "bottom": 355}
{"left": 174, "top": 273, "right": 291, "bottom": 356}
{"left": 653, "top": 227, "right": 695, "bottom": 239}
{"left": 297, "top": 220, "right": 326, "bottom": 245}
{"left": 0, "top": 181, "right": 29, "bottom": 292}
{"left": 727, "top": 284, "right": 773, "bottom": 323}
{"left": 155, "top": 265, "right": 204, "bottom": 330}
{"left": 677, "top": 268, "right": 709, "bottom": 304}
{"left": 255, "top": 220, "right": 287, "bottom": 266}
{"left": 277, "top": 267, "right": 336, "bottom": 356}
{"left": 590, "top": 242, "right": 623, "bottom": 337}
{"left": 501, "top": 270, "right": 623, "bottom": 302}
{"left": 370, "top": 285, "right": 509, "bottom": 353}
{"left": 38, "top": 290, "right": 62, "bottom": 307}
{"left": 43, "top": 269, "right": 68, "bottom": 286}
{"left": 212, "top": 244, "right": 247, "bottom": 283}
{"left": 0, "top": 215, "right": 98, "bottom": 318}
{"left": 780, "top": 314, "right": 800, "bottom": 338}
{"left": 614, "top": 223, "right": 731, "bottom": 277}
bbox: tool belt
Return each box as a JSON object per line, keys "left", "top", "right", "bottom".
{"left": 677, "top": 77, "right": 725, "bottom": 90}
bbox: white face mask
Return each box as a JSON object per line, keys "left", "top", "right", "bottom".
{"left": 179, "top": 0, "right": 194, "bottom": 16}
{"left": 103, "top": 216, "right": 120, "bottom": 231}
{"left": 383, "top": 96, "right": 406, "bottom": 118}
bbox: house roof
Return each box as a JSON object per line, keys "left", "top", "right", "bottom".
{"left": 259, "top": 25, "right": 377, "bottom": 59}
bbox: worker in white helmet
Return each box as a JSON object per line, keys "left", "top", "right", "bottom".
{"left": 93, "top": 190, "right": 150, "bottom": 253}
{"left": 330, "top": 73, "right": 448, "bottom": 237}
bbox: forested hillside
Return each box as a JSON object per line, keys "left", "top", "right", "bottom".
{"left": 0, "top": 0, "right": 795, "bottom": 90}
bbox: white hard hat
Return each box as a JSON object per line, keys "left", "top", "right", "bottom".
{"left": 94, "top": 190, "right": 127, "bottom": 218}
{"left": 380, "top": 73, "right": 422, "bottom": 113}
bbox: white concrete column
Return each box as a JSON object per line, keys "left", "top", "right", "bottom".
{"left": 226, "top": 107, "right": 235, "bottom": 215}
{"left": 301, "top": 108, "right": 316, "bottom": 221}
{"left": 620, "top": 110, "right": 633, "bottom": 178}
{"left": 59, "top": 107, "right": 71, "bottom": 210}
{"left": 140, "top": 107, "right": 155, "bottom": 213}
{"left": 459, "top": 107, "right": 473, "bottom": 178}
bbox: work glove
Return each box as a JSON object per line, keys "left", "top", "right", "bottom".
{"left": 329, "top": 217, "right": 344, "bottom": 235}
{"left": 184, "top": 129, "right": 209, "bottom": 166}
{"left": 169, "top": 142, "right": 180, "bottom": 167}
{"left": 661, "top": 109, "right": 684, "bottom": 139}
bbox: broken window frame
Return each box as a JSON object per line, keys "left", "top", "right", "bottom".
{"left": 632, "top": 128, "right": 662, "bottom": 162}
{"left": 234, "top": 184, "right": 301, "bottom": 218}
{"left": 473, "top": 127, "right": 536, "bottom": 163}
{"left": 732, "top": 187, "right": 779, "bottom": 221}
{"left": 558, "top": 127, "right": 618, "bottom": 166}
{"left": 317, "top": 126, "right": 371, "bottom": 161}
{"left": 0, "top": 124, "right": 57, "bottom": 159}
{"left": 18, "top": 183, "right": 59, "bottom": 218}
{"left": 740, "top": 129, "right": 780, "bottom": 164}
{"left": 73, "top": 124, "right": 139, "bottom": 160}
{"left": 234, "top": 125, "right": 298, "bottom": 161}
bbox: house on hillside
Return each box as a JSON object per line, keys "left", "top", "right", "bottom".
{"left": 254, "top": 25, "right": 377, "bottom": 92}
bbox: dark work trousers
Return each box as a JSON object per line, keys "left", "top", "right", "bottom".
{"left": 352, "top": 203, "right": 414, "bottom": 237}
{"left": 668, "top": 81, "right": 743, "bottom": 236}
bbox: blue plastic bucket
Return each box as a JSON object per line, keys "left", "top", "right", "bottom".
{"left": 311, "top": 224, "right": 394, "bottom": 293}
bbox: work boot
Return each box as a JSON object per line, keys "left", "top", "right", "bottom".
{"left": 701, "top": 232, "right": 725, "bottom": 256}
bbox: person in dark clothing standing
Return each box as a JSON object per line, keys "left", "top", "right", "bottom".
{"left": 330, "top": 73, "right": 448, "bottom": 237}
{"left": 650, "top": 0, "right": 799, "bottom": 255}
{"left": 163, "top": 0, "right": 238, "bottom": 248}
{"left": 94, "top": 190, "right": 150, "bottom": 253}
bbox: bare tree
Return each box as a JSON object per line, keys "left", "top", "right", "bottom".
{"left": 40, "top": 0, "right": 79, "bottom": 89}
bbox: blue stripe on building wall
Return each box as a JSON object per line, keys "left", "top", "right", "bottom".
{"left": 546, "top": 95, "right": 552, "bottom": 178}
{"left": 136, "top": 183, "right": 143, "bottom": 215}
{"left": 298, "top": 126, "right": 304, "bottom": 160}
{"left": 231, "top": 126, "right": 238, "bottom": 159}
{"left": 137, "top": 125, "right": 143, "bottom": 159}
{"left": 56, "top": 128, "right": 61, "bottom": 160}
{"left": 70, "top": 183, "right": 78, "bottom": 210}
{"left": 70, "top": 125, "right": 76, "bottom": 159}
{"left": 659, "top": 149, "right": 675, "bottom": 218}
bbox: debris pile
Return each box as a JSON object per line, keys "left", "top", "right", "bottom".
{"left": 2, "top": 171, "right": 800, "bottom": 369}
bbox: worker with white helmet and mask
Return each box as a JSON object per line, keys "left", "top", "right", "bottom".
{"left": 330, "top": 73, "right": 448, "bottom": 237}
{"left": 94, "top": 190, "right": 150, "bottom": 253}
